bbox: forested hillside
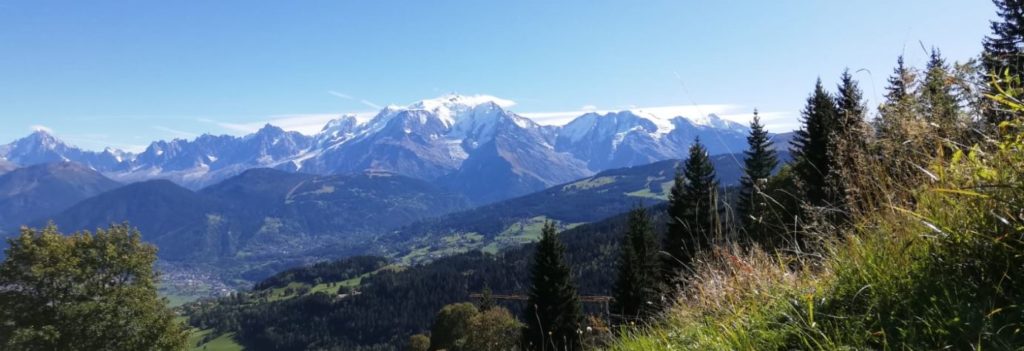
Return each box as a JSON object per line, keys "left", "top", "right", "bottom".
{"left": 373, "top": 151, "right": 788, "bottom": 265}
{"left": 184, "top": 205, "right": 663, "bottom": 350}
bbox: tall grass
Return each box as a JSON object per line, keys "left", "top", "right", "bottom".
{"left": 610, "top": 94, "right": 1024, "bottom": 350}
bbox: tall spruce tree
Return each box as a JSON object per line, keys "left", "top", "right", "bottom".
{"left": 737, "top": 110, "right": 779, "bottom": 245}
{"left": 983, "top": 0, "right": 1024, "bottom": 124}
{"left": 886, "top": 56, "right": 912, "bottom": 103}
{"left": 836, "top": 69, "right": 866, "bottom": 131}
{"left": 790, "top": 79, "right": 840, "bottom": 208}
{"left": 524, "top": 221, "right": 582, "bottom": 351}
{"left": 920, "top": 48, "right": 962, "bottom": 143}
{"left": 612, "top": 206, "right": 662, "bottom": 323}
{"left": 877, "top": 56, "right": 918, "bottom": 138}
{"left": 830, "top": 70, "right": 870, "bottom": 220}
{"left": 873, "top": 56, "right": 932, "bottom": 208}
{"left": 661, "top": 138, "right": 719, "bottom": 290}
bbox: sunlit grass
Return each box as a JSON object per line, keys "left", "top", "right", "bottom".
{"left": 610, "top": 114, "right": 1024, "bottom": 349}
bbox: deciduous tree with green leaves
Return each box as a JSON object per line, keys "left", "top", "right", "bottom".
{"left": 0, "top": 224, "right": 187, "bottom": 351}
{"left": 463, "top": 307, "right": 522, "bottom": 351}
{"left": 429, "top": 302, "right": 479, "bottom": 351}
{"left": 408, "top": 334, "right": 431, "bottom": 351}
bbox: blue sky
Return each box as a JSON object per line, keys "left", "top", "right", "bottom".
{"left": 0, "top": 0, "right": 996, "bottom": 151}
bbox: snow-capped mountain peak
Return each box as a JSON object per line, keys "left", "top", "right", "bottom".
{"left": 0, "top": 130, "right": 137, "bottom": 170}
{"left": 684, "top": 113, "right": 747, "bottom": 131}
{"left": 407, "top": 94, "right": 517, "bottom": 127}
{"left": 23, "top": 129, "right": 67, "bottom": 150}
{"left": 321, "top": 114, "right": 359, "bottom": 134}
{"left": 559, "top": 111, "right": 658, "bottom": 144}
{"left": 624, "top": 108, "right": 747, "bottom": 133}
{"left": 409, "top": 94, "right": 516, "bottom": 111}
{"left": 317, "top": 114, "right": 360, "bottom": 146}
{"left": 101, "top": 147, "right": 132, "bottom": 163}
{"left": 552, "top": 108, "right": 751, "bottom": 171}
{"left": 0, "top": 129, "right": 73, "bottom": 164}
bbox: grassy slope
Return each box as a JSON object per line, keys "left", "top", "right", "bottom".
{"left": 164, "top": 293, "right": 199, "bottom": 308}
{"left": 611, "top": 125, "right": 1024, "bottom": 349}
{"left": 251, "top": 263, "right": 402, "bottom": 303}
{"left": 181, "top": 314, "right": 244, "bottom": 351}
{"left": 188, "top": 329, "right": 243, "bottom": 351}
{"left": 399, "top": 215, "right": 586, "bottom": 264}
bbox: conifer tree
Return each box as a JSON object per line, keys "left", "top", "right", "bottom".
{"left": 791, "top": 79, "right": 840, "bottom": 208}
{"left": 886, "top": 56, "right": 912, "bottom": 103}
{"left": 737, "top": 110, "right": 779, "bottom": 245}
{"left": 875, "top": 56, "right": 933, "bottom": 207}
{"left": 479, "top": 283, "right": 496, "bottom": 312}
{"left": 836, "top": 69, "right": 866, "bottom": 131}
{"left": 983, "top": 0, "right": 1024, "bottom": 124}
{"left": 984, "top": 0, "right": 1024, "bottom": 78}
{"left": 524, "top": 221, "right": 582, "bottom": 351}
{"left": 920, "top": 48, "right": 962, "bottom": 143}
{"left": 661, "top": 138, "right": 719, "bottom": 290}
{"left": 830, "top": 70, "right": 870, "bottom": 220}
{"left": 877, "top": 56, "right": 918, "bottom": 139}
{"left": 612, "top": 206, "right": 661, "bottom": 322}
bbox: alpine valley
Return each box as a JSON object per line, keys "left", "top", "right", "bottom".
{"left": 0, "top": 94, "right": 791, "bottom": 294}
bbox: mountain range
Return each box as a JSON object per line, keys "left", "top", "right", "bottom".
{"left": 0, "top": 162, "right": 122, "bottom": 230}
{"left": 33, "top": 168, "right": 468, "bottom": 263}
{"left": 0, "top": 94, "right": 773, "bottom": 204}
{"left": 0, "top": 149, "right": 789, "bottom": 288}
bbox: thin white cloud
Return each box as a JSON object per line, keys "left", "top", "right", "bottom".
{"left": 152, "top": 125, "right": 196, "bottom": 139}
{"left": 30, "top": 124, "right": 53, "bottom": 133}
{"left": 62, "top": 135, "right": 148, "bottom": 153}
{"left": 717, "top": 111, "right": 801, "bottom": 133}
{"left": 199, "top": 112, "right": 378, "bottom": 136}
{"left": 329, "top": 91, "right": 382, "bottom": 110}
{"left": 266, "top": 113, "right": 377, "bottom": 134}
{"left": 120, "top": 144, "right": 150, "bottom": 153}
{"left": 197, "top": 118, "right": 252, "bottom": 134}
{"left": 580, "top": 105, "right": 598, "bottom": 112}
{"left": 328, "top": 91, "right": 353, "bottom": 99}
{"left": 520, "top": 104, "right": 798, "bottom": 132}
{"left": 517, "top": 111, "right": 588, "bottom": 126}
{"left": 523, "top": 104, "right": 742, "bottom": 125}
{"left": 359, "top": 99, "right": 382, "bottom": 110}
